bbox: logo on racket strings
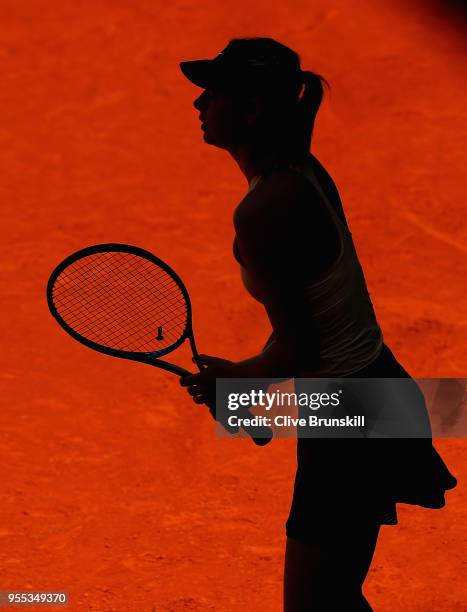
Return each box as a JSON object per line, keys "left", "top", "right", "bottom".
{"left": 156, "top": 326, "right": 164, "bottom": 341}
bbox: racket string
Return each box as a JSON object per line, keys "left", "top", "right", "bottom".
{"left": 61, "top": 276, "right": 187, "bottom": 341}
{"left": 56, "top": 285, "right": 186, "bottom": 350}
{"left": 69, "top": 301, "right": 187, "bottom": 351}
{"left": 52, "top": 251, "right": 189, "bottom": 353}
{"left": 57, "top": 256, "right": 178, "bottom": 313}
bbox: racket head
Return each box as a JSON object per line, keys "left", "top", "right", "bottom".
{"left": 47, "top": 243, "right": 193, "bottom": 361}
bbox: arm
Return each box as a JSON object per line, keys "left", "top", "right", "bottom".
{"left": 231, "top": 334, "right": 314, "bottom": 379}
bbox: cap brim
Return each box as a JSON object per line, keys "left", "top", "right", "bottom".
{"left": 179, "top": 59, "right": 219, "bottom": 89}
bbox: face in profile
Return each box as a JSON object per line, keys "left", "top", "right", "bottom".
{"left": 193, "top": 88, "right": 253, "bottom": 150}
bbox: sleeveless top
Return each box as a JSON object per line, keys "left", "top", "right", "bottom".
{"left": 233, "top": 159, "right": 384, "bottom": 376}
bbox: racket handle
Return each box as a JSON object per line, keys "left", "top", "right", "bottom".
{"left": 218, "top": 406, "right": 273, "bottom": 446}
{"left": 253, "top": 435, "right": 272, "bottom": 446}
{"left": 246, "top": 423, "right": 273, "bottom": 446}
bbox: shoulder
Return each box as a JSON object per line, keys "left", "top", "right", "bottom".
{"left": 233, "top": 167, "right": 314, "bottom": 230}
{"left": 257, "top": 166, "right": 313, "bottom": 197}
{"left": 233, "top": 163, "right": 342, "bottom": 278}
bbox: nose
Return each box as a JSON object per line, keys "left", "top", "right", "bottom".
{"left": 193, "top": 90, "right": 208, "bottom": 112}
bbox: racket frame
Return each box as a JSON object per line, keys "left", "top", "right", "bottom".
{"left": 46, "top": 243, "right": 199, "bottom": 376}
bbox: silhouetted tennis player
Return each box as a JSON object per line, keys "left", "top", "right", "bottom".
{"left": 179, "top": 38, "right": 457, "bottom": 611}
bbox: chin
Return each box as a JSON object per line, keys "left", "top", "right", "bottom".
{"left": 202, "top": 132, "right": 229, "bottom": 150}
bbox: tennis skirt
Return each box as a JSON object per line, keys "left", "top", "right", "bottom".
{"left": 285, "top": 343, "right": 458, "bottom": 541}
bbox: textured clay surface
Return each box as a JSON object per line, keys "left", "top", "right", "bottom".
{"left": 1, "top": 1, "right": 465, "bottom": 610}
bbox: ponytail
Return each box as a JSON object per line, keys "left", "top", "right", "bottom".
{"left": 286, "top": 70, "right": 330, "bottom": 164}
{"left": 260, "top": 69, "right": 330, "bottom": 174}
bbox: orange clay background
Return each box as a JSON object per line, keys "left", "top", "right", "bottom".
{"left": 1, "top": 1, "right": 466, "bottom": 610}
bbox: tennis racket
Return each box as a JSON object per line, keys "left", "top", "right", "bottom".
{"left": 46, "top": 243, "right": 272, "bottom": 445}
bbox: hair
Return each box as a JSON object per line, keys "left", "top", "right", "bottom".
{"left": 290, "top": 70, "right": 330, "bottom": 162}
{"left": 226, "top": 37, "right": 330, "bottom": 172}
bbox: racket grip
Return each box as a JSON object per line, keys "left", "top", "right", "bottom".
{"left": 250, "top": 429, "right": 273, "bottom": 446}
{"left": 243, "top": 411, "right": 273, "bottom": 446}
{"left": 220, "top": 407, "right": 273, "bottom": 446}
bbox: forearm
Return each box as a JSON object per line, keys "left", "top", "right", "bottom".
{"left": 233, "top": 336, "right": 320, "bottom": 379}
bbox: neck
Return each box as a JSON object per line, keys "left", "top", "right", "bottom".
{"left": 228, "top": 141, "right": 284, "bottom": 185}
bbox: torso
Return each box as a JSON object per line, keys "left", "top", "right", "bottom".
{"left": 233, "top": 153, "right": 383, "bottom": 377}
{"left": 234, "top": 154, "right": 344, "bottom": 302}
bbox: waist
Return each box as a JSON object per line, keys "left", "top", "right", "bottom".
{"left": 298, "top": 323, "right": 384, "bottom": 377}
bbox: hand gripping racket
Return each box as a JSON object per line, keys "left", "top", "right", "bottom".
{"left": 46, "top": 243, "right": 272, "bottom": 446}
